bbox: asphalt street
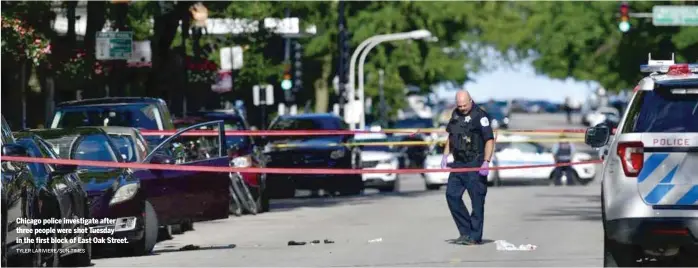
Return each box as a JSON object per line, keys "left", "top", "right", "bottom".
{"left": 93, "top": 113, "right": 604, "bottom": 267}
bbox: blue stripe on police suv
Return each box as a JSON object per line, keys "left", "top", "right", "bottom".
{"left": 638, "top": 153, "right": 698, "bottom": 205}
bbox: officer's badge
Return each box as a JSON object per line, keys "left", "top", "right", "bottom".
{"left": 465, "top": 136, "right": 471, "bottom": 143}
{"left": 480, "top": 117, "right": 489, "bottom": 127}
{"left": 464, "top": 116, "right": 471, "bottom": 123}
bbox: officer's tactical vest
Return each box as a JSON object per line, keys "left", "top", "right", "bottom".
{"left": 447, "top": 108, "right": 485, "bottom": 163}
{"left": 554, "top": 142, "right": 572, "bottom": 163}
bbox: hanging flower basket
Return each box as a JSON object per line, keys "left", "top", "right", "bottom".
{"left": 54, "top": 50, "right": 109, "bottom": 83}
{"left": 185, "top": 57, "right": 218, "bottom": 84}
{"left": 1, "top": 16, "right": 51, "bottom": 66}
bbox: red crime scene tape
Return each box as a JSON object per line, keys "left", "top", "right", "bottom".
{"left": 1, "top": 156, "right": 602, "bottom": 174}
{"left": 139, "top": 128, "right": 593, "bottom": 137}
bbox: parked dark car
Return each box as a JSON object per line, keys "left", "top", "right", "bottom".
{"left": 25, "top": 128, "right": 157, "bottom": 256}
{"left": 30, "top": 123, "right": 232, "bottom": 256}
{"left": 2, "top": 116, "right": 61, "bottom": 267}
{"left": 389, "top": 117, "right": 433, "bottom": 168}
{"left": 47, "top": 97, "right": 175, "bottom": 149}
{"left": 13, "top": 133, "right": 91, "bottom": 266}
{"left": 100, "top": 126, "right": 193, "bottom": 236}
{"left": 174, "top": 110, "right": 269, "bottom": 214}
{"left": 262, "top": 113, "right": 363, "bottom": 198}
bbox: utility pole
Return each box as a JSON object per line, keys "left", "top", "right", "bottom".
{"left": 282, "top": 7, "right": 293, "bottom": 109}
{"left": 337, "top": 0, "right": 346, "bottom": 118}
{"left": 378, "top": 69, "right": 385, "bottom": 127}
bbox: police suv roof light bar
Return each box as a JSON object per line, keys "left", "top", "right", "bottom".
{"left": 640, "top": 53, "right": 698, "bottom": 74}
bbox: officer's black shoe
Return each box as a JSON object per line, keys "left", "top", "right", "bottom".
{"left": 449, "top": 236, "right": 477, "bottom": 245}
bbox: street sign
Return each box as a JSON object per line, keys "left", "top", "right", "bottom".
{"left": 252, "top": 85, "right": 274, "bottom": 106}
{"left": 652, "top": 6, "right": 698, "bottom": 26}
{"left": 96, "top": 31, "right": 133, "bottom": 60}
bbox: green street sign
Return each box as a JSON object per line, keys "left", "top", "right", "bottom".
{"left": 652, "top": 6, "right": 698, "bottom": 26}
{"left": 96, "top": 31, "right": 133, "bottom": 60}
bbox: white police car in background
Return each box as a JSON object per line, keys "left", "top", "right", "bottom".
{"left": 422, "top": 134, "right": 595, "bottom": 189}
{"left": 354, "top": 133, "right": 400, "bottom": 192}
{"left": 585, "top": 56, "right": 698, "bottom": 266}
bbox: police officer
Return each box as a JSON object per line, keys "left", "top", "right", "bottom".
{"left": 441, "top": 90, "right": 495, "bottom": 245}
{"left": 551, "top": 139, "right": 577, "bottom": 186}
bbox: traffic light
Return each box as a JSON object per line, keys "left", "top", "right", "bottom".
{"left": 619, "top": 2, "right": 630, "bottom": 33}
{"left": 292, "top": 41, "right": 303, "bottom": 93}
{"left": 281, "top": 63, "right": 292, "bottom": 91}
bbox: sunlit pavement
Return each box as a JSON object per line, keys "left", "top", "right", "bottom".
{"left": 92, "top": 113, "right": 603, "bottom": 266}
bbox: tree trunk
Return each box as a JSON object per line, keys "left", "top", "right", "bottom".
{"left": 150, "top": 2, "right": 189, "bottom": 115}
{"left": 66, "top": 1, "right": 77, "bottom": 46}
{"left": 314, "top": 54, "right": 332, "bottom": 113}
{"left": 84, "top": 1, "right": 106, "bottom": 99}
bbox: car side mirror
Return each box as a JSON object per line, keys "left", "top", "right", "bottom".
{"left": 2, "top": 144, "right": 28, "bottom": 157}
{"left": 52, "top": 164, "right": 77, "bottom": 176}
{"left": 150, "top": 154, "right": 174, "bottom": 165}
{"left": 585, "top": 125, "right": 611, "bottom": 148}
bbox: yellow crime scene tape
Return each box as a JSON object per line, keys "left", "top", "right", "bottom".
{"left": 270, "top": 138, "right": 586, "bottom": 148}
{"left": 370, "top": 127, "right": 584, "bottom": 137}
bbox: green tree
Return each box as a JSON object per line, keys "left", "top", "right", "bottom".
{"left": 474, "top": 1, "right": 698, "bottom": 91}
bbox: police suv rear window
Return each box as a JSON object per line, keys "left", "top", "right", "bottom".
{"left": 622, "top": 86, "right": 698, "bottom": 133}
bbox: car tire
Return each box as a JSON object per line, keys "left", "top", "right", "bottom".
{"left": 487, "top": 170, "right": 502, "bottom": 187}
{"left": 1, "top": 206, "right": 8, "bottom": 268}
{"left": 603, "top": 236, "right": 637, "bottom": 267}
{"left": 127, "top": 201, "right": 158, "bottom": 256}
{"left": 157, "top": 225, "right": 173, "bottom": 241}
{"left": 61, "top": 224, "right": 92, "bottom": 267}
{"left": 378, "top": 180, "right": 398, "bottom": 193}
{"left": 61, "top": 203, "right": 92, "bottom": 267}
{"left": 340, "top": 175, "right": 364, "bottom": 196}
{"left": 181, "top": 220, "right": 194, "bottom": 232}
{"left": 256, "top": 174, "right": 270, "bottom": 213}
{"left": 425, "top": 184, "right": 441, "bottom": 190}
{"left": 42, "top": 222, "right": 60, "bottom": 267}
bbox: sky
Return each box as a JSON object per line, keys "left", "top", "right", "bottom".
{"left": 434, "top": 62, "right": 599, "bottom": 105}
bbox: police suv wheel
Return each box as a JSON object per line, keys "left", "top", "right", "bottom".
{"left": 603, "top": 236, "right": 637, "bottom": 267}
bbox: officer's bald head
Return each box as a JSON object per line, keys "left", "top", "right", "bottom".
{"left": 455, "top": 90, "right": 473, "bottom": 114}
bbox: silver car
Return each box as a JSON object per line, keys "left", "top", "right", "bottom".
{"left": 585, "top": 59, "right": 698, "bottom": 266}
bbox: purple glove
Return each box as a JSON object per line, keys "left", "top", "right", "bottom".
{"left": 478, "top": 161, "right": 490, "bottom": 176}
{"left": 441, "top": 155, "right": 449, "bottom": 169}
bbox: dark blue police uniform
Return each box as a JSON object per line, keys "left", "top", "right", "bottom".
{"left": 445, "top": 104, "right": 494, "bottom": 243}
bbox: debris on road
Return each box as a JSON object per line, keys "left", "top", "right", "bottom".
{"left": 288, "top": 240, "right": 307, "bottom": 246}
{"left": 495, "top": 240, "right": 537, "bottom": 251}
{"left": 179, "top": 244, "right": 201, "bottom": 251}
{"left": 368, "top": 238, "right": 383, "bottom": 243}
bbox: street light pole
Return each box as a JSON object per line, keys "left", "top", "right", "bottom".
{"left": 356, "top": 30, "right": 432, "bottom": 129}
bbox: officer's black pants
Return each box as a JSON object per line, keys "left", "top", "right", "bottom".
{"left": 552, "top": 165, "right": 577, "bottom": 185}
{"left": 445, "top": 161, "right": 487, "bottom": 242}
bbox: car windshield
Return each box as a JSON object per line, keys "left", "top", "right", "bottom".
{"left": 108, "top": 134, "right": 137, "bottom": 162}
{"left": 393, "top": 118, "right": 433, "bottom": 129}
{"left": 624, "top": 89, "right": 698, "bottom": 133}
{"left": 269, "top": 117, "right": 343, "bottom": 141}
{"left": 45, "top": 134, "right": 118, "bottom": 172}
{"left": 51, "top": 103, "right": 163, "bottom": 130}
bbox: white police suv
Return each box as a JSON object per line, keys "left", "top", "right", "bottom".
{"left": 585, "top": 55, "right": 698, "bottom": 266}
